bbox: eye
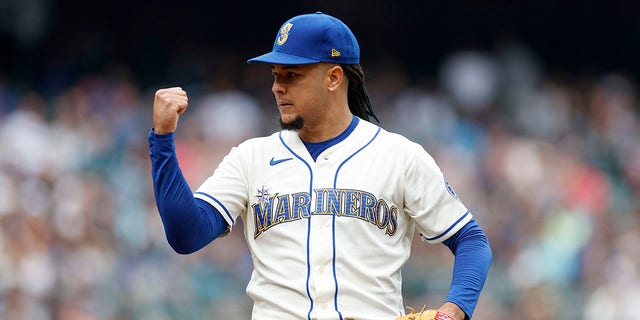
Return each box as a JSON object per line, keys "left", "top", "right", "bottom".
{"left": 272, "top": 71, "right": 299, "bottom": 82}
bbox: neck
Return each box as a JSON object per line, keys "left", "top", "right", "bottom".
{"left": 297, "top": 108, "right": 353, "bottom": 142}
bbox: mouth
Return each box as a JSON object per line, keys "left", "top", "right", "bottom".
{"left": 278, "top": 101, "right": 293, "bottom": 108}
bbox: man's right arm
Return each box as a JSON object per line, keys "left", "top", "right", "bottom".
{"left": 149, "top": 87, "right": 228, "bottom": 254}
{"left": 149, "top": 130, "right": 228, "bottom": 254}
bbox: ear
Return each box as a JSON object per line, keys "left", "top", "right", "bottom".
{"left": 326, "top": 65, "right": 344, "bottom": 92}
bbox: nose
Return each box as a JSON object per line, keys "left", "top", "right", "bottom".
{"left": 272, "top": 77, "right": 285, "bottom": 94}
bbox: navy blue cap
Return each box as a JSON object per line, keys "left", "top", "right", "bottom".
{"left": 247, "top": 12, "right": 360, "bottom": 65}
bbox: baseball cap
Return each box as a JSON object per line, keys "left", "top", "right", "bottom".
{"left": 247, "top": 12, "right": 360, "bottom": 65}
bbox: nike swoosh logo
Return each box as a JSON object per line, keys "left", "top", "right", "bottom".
{"left": 269, "top": 157, "right": 293, "bottom": 166}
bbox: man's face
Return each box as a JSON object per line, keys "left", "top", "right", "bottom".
{"left": 271, "top": 63, "right": 334, "bottom": 130}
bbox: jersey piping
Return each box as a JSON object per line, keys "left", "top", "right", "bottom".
{"left": 331, "top": 126, "right": 382, "bottom": 319}
{"left": 278, "top": 131, "right": 316, "bottom": 320}
{"left": 277, "top": 124, "right": 383, "bottom": 319}
{"left": 193, "top": 191, "right": 235, "bottom": 225}
{"left": 422, "top": 210, "right": 470, "bottom": 241}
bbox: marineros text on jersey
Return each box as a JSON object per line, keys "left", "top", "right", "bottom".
{"left": 252, "top": 186, "right": 398, "bottom": 238}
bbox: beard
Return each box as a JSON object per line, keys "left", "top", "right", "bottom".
{"left": 279, "top": 115, "right": 304, "bottom": 131}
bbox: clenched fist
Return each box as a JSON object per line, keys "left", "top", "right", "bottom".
{"left": 153, "top": 87, "right": 189, "bottom": 134}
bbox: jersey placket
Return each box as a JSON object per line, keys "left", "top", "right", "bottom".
{"left": 308, "top": 151, "right": 341, "bottom": 319}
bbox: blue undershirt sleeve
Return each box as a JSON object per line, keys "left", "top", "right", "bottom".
{"left": 442, "top": 219, "right": 492, "bottom": 319}
{"left": 148, "top": 129, "right": 228, "bottom": 254}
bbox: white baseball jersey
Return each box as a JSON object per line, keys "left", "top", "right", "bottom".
{"left": 194, "top": 119, "right": 471, "bottom": 320}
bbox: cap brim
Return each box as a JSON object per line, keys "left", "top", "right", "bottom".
{"left": 247, "top": 51, "right": 320, "bottom": 65}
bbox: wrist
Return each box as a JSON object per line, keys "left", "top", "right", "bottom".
{"left": 438, "top": 302, "right": 465, "bottom": 320}
{"left": 151, "top": 128, "right": 175, "bottom": 138}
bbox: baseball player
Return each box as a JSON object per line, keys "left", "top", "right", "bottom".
{"left": 149, "top": 12, "right": 492, "bottom": 320}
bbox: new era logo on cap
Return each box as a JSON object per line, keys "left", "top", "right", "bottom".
{"left": 247, "top": 11, "right": 360, "bottom": 65}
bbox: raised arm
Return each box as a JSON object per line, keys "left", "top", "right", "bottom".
{"left": 149, "top": 87, "right": 228, "bottom": 254}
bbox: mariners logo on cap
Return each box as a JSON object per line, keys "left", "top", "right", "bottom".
{"left": 276, "top": 23, "right": 293, "bottom": 45}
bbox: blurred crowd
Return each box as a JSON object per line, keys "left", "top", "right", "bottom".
{"left": 1, "top": 40, "right": 639, "bottom": 320}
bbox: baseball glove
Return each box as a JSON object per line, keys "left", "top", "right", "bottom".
{"left": 395, "top": 306, "right": 455, "bottom": 320}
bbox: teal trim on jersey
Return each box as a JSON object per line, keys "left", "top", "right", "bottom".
{"left": 194, "top": 192, "right": 235, "bottom": 225}
{"left": 423, "top": 210, "right": 471, "bottom": 241}
{"left": 331, "top": 126, "right": 381, "bottom": 319}
{"left": 278, "top": 132, "right": 315, "bottom": 320}
{"left": 303, "top": 116, "right": 359, "bottom": 161}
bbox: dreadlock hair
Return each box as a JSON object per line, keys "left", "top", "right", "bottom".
{"left": 341, "top": 64, "right": 380, "bottom": 123}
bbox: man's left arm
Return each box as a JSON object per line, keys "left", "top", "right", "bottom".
{"left": 440, "top": 219, "right": 493, "bottom": 320}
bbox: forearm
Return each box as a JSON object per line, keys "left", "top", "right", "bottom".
{"left": 443, "top": 220, "right": 493, "bottom": 319}
{"left": 149, "top": 129, "right": 226, "bottom": 254}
